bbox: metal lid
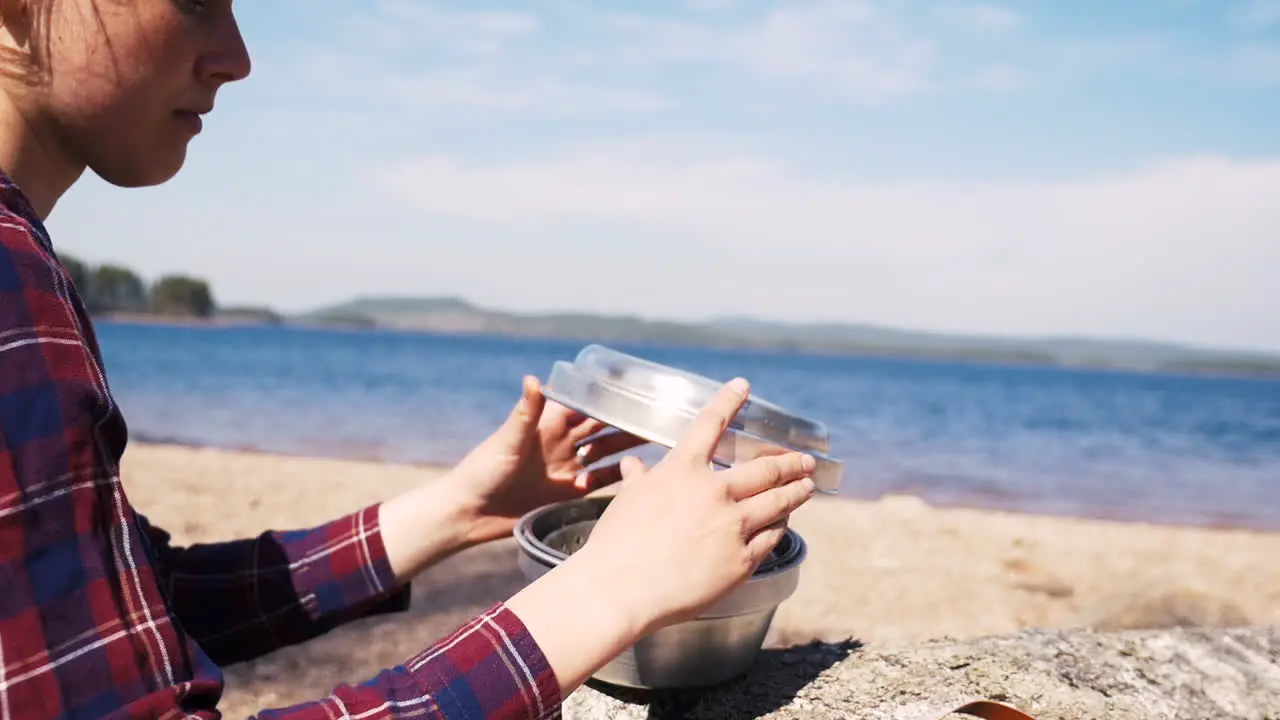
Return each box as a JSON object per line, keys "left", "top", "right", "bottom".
{"left": 571, "top": 344, "right": 831, "bottom": 453}
{"left": 542, "top": 344, "right": 843, "bottom": 494}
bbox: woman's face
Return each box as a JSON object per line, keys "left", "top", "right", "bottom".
{"left": 1, "top": 0, "right": 252, "bottom": 187}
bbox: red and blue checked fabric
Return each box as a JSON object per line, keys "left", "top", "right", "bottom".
{"left": 0, "top": 173, "right": 562, "bottom": 720}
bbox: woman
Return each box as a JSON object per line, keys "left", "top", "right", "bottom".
{"left": 0, "top": 1, "right": 818, "bottom": 718}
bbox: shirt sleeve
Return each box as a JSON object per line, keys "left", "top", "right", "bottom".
{"left": 250, "top": 602, "right": 563, "bottom": 720}
{"left": 135, "top": 504, "right": 413, "bottom": 666}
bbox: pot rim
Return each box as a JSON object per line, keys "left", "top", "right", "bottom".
{"left": 513, "top": 496, "right": 808, "bottom": 581}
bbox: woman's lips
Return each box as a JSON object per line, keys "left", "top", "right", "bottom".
{"left": 173, "top": 109, "right": 206, "bottom": 134}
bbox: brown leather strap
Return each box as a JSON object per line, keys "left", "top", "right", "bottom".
{"left": 934, "top": 699, "right": 1040, "bottom": 719}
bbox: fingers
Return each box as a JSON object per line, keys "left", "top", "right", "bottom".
{"left": 672, "top": 378, "right": 750, "bottom": 465}
{"left": 724, "top": 451, "right": 815, "bottom": 501}
{"left": 738, "top": 475, "right": 815, "bottom": 536}
{"left": 579, "top": 463, "right": 621, "bottom": 491}
{"left": 505, "top": 376, "right": 546, "bottom": 443}
{"left": 575, "top": 430, "right": 650, "bottom": 466}
{"left": 619, "top": 455, "right": 647, "bottom": 479}
{"left": 745, "top": 520, "right": 789, "bottom": 566}
{"left": 577, "top": 458, "right": 640, "bottom": 492}
{"left": 568, "top": 417, "right": 609, "bottom": 444}
{"left": 572, "top": 455, "right": 647, "bottom": 493}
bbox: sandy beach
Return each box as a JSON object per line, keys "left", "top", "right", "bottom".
{"left": 119, "top": 442, "right": 1280, "bottom": 717}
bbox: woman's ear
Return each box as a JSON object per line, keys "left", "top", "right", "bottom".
{"left": 0, "top": 0, "right": 32, "bottom": 55}
{"left": 0, "top": 0, "right": 45, "bottom": 85}
{"left": 0, "top": 0, "right": 31, "bottom": 38}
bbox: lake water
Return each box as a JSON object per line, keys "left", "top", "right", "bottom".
{"left": 95, "top": 321, "right": 1280, "bottom": 530}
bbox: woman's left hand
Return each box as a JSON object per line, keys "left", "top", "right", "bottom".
{"left": 444, "top": 375, "right": 648, "bottom": 545}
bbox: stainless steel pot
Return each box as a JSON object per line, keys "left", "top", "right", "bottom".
{"left": 541, "top": 344, "right": 843, "bottom": 494}
{"left": 514, "top": 496, "right": 807, "bottom": 689}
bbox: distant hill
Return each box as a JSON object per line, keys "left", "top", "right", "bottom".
{"left": 705, "top": 316, "right": 1269, "bottom": 370}
{"left": 292, "top": 295, "right": 1280, "bottom": 379}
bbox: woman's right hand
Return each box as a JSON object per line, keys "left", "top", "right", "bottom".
{"left": 575, "top": 376, "right": 817, "bottom": 633}
{"left": 505, "top": 377, "right": 817, "bottom": 697}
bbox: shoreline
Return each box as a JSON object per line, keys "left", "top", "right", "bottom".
{"left": 124, "top": 438, "right": 1280, "bottom": 536}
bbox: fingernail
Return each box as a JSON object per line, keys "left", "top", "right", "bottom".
{"left": 802, "top": 477, "right": 816, "bottom": 493}
{"left": 800, "top": 454, "right": 816, "bottom": 472}
{"left": 728, "top": 377, "right": 749, "bottom": 394}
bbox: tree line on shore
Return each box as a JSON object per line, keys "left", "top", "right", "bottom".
{"left": 56, "top": 252, "right": 216, "bottom": 318}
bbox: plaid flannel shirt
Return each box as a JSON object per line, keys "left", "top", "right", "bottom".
{"left": 0, "top": 173, "right": 561, "bottom": 719}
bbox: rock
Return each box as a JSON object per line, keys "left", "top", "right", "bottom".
{"left": 561, "top": 626, "right": 1280, "bottom": 719}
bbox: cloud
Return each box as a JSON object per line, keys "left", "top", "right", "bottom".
{"left": 961, "top": 65, "right": 1022, "bottom": 91}
{"left": 606, "top": 2, "right": 936, "bottom": 102}
{"left": 375, "top": 71, "right": 671, "bottom": 114}
{"left": 938, "top": 3, "right": 1021, "bottom": 31}
{"left": 371, "top": 140, "right": 1278, "bottom": 235}
{"left": 365, "top": 2, "right": 541, "bottom": 57}
{"left": 1221, "top": 42, "right": 1280, "bottom": 86}
{"left": 1229, "top": 0, "right": 1280, "bottom": 30}
{"left": 684, "top": 0, "right": 736, "bottom": 11}
{"left": 364, "top": 141, "right": 1280, "bottom": 350}
{"left": 601, "top": 1, "right": 1033, "bottom": 101}
{"left": 287, "top": 3, "right": 669, "bottom": 117}
{"left": 1052, "top": 36, "right": 1171, "bottom": 74}
{"left": 281, "top": 0, "right": 1038, "bottom": 122}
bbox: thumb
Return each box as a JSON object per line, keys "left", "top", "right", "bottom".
{"left": 500, "top": 375, "right": 545, "bottom": 447}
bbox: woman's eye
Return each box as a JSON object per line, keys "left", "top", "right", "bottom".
{"left": 173, "top": 0, "right": 208, "bottom": 13}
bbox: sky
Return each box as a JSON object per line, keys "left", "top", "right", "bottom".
{"left": 45, "top": 0, "right": 1280, "bottom": 353}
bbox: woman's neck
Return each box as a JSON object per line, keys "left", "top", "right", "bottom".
{"left": 0, "top": 91, "right": 84, "bottom": 220}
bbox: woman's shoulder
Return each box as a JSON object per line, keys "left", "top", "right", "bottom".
{"left": 0, "top": 171, "right": 91, "bottom": 344}
{"left": 0, "top": 171, "right": 54, "bottom": 258}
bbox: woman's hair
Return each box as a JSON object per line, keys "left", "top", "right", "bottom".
{"left": 0, "top": 0, "right": 55, "bottom": 86}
